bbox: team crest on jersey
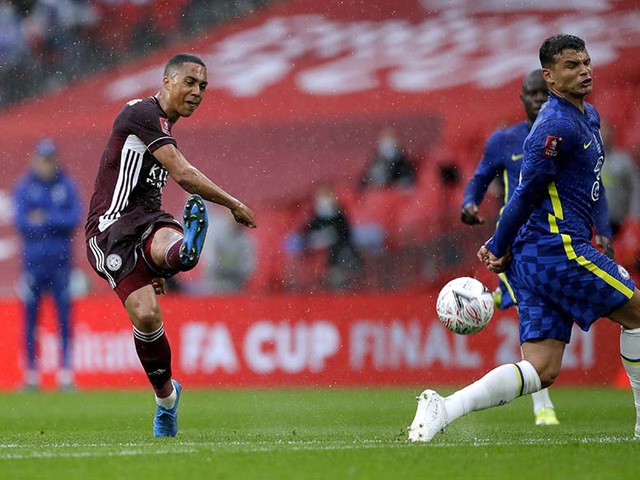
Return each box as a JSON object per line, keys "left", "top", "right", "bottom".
{"left": 106, "top": 254, "right": 123, "bottom": 272}
{"left": 159, "top": 117, "right": 171, "bottom": 136}
{"left": 542, "top": 135, "right": 562, "bottom": 158}
{"left": 618, "top": 265, "right": 630, "bottom": 280}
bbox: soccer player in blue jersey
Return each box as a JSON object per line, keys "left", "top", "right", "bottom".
{"left": 461, "top": 69, "right": 563, "bottom": 426}
{"left": 409, "top": 34, "right": 640, "bottom": 442}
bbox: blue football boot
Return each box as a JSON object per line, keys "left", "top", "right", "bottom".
{"left": 180, "top": 194, "right": 208, "bottom": 268}
{"left": 153, "top": 379, "right": 182, "bottom": 437}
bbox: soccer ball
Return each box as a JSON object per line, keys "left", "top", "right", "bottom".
{"left": 436, "top": 277, "right": 494, "bottom": 335}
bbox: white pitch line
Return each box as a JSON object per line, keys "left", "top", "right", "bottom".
{"left": 0, "top": 435, "right": 636, "bottom": 460}
{"left": 0, "top": 447, "right": 198, "bottom": 460}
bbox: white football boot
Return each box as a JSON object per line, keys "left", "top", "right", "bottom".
{"left": 408, "top": 389, "right": 448, "bottom": 442}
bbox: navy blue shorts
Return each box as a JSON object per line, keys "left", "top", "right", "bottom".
{"left": 508, "top": 238, "right": 635, "bottom": 343}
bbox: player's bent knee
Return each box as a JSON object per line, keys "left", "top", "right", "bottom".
{"left": 537, "top": 368, "right": 560, "bottom": 388}
{"left": 126, "top": 300, "right": 162, "bottom": 331}
{"left": 133, "top": 307, "right": 161, "bottom": 329}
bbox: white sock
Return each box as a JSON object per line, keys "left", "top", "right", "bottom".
{"left": 531, "top": 388, "right": 555, "bottom": 414}
{"left": 58, "top": 368, "right": 74, "bottom": 389}
{"left": 155, "top": 383, "right": 177, "bottom": 409}
{"left": 620, "top": 326, "right": 640, "bottom": 434}
{"left": 445, "top": 360, "right": 541, "bottom": 423}
{"left": 25, "top": 369, "right": 39, "bottom": 388}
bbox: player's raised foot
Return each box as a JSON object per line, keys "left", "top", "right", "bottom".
{"left": 408, "top": 389, "right": 448, "bottom": 442}
{"left": 534, "top": 407, "right": 560, "bottom": 426}
{"left": 180, "top": 194, "right": 208, "bottom": 268}
{"left": 153, "top": 379, "right": 182, "bottom": 437}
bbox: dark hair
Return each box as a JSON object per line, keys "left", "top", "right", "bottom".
{"left": 164, "top": 53, "right": 206, "bottom": 76}
{"left": 539, "top": 34, "right": 586, "bottom": 68}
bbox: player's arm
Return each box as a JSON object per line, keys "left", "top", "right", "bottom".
{"left": 482, "top": 122, "right": 574, "bottom": 270}
{"left": 461, "top": 132, "right": 504, "bottom": 225}
{"left": 153, "top": 143, "right": 256, "bottom": 228}
{"left": 479, "top": 167, "right": 552, "bottom": 272}
{"left": 592, "top": 183, "right": 614, "bottom": 259}
{"left": 13, "top": 182, "right": 45, "bottom": 234}
{"left": 46, "top": 178, "right": 83, "bottom": 232}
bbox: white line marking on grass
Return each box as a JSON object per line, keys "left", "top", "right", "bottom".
{"left": 0, "top": 435, "right": 636, "bottom": 460}
{"left": 0, "top": 447, "right": 197, "bottom": 460}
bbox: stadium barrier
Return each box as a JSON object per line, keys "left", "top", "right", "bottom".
{"left": 0, "top": 293, "right": 622, "bottom": 390}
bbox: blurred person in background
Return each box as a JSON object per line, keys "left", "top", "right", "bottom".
{"left": 14, "top": 138, "right": 82, "bottom": 390}
{"left": 85, "top": 53, "right": 255, "bottom": 437}
{"left": 302, "top": 183, "right": 362, "bottom": 289}
{"left": 600, "top": 123, "right": 640, "bottom": 238}
{"left": 22, "top": 0, "right": 98, "bottom": 88}
{"left": 360, "top": 127, "right": 416, "bottom": 189}
{"left": 203, "top": 209, "right": 256, "bottom": 293}
{"left": 0, "top": 0, "right": 34, "bottom": 107}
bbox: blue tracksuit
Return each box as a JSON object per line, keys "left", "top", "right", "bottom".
{"left": 13, "top": 168, "right": 81, "bottom": 370}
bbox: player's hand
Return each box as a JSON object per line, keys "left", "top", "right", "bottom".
{"left": 477, "top": 244, "right": 511, "bottom": 273}
{"left": 231, "top": 202, "right": 256, "bottom": 228}
{"left": 461, "top": 203, "right": 485, "bottom": 225}
{"left": 595, "top": 235, "right": 615, "bottom": 259}
{"left": 151, "top": 278, "right": 166, "bottom": 295}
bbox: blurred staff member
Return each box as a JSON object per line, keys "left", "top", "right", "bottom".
{"left": 600, "top": 123, "right": 640, "bottom": 238}
{"left": 13, "top": 138, "right": 82, "bottom": 390}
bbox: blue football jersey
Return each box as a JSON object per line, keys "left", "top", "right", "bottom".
{"left": 462, "top": 121, "right": 529, "bottom": 208}
{"left": 487, "top": 92, "right": 610, "bottom": 257}
{"left": 485, "top": 93, "right": 634, "bottom": 341}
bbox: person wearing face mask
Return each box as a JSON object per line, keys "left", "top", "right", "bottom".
{"left": 360, "top": 128, "right": 416, "bottom": 189}
{"left": 302, "top": 184, "right": 362, "bottom": 289}
{"left": 13, "top": 138, "right": 82, "bottom": 390}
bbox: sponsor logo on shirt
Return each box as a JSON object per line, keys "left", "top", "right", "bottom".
{"left": 511, "top": 153, "right": 523, "bottom": 161}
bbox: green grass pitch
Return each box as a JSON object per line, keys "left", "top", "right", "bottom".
{"left": 0, "top": 387, "right": 636, "bottom": 479}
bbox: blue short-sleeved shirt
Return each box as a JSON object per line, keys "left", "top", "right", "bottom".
{"left": 486, "top": 92, "right": 635, "bottom": 343}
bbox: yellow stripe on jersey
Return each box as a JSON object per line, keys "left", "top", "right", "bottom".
{"left": 548, "top": 182, "right": 564, "bottom": 220}
{"left": 547, "top": 182, "right": 563, "bottom": 234}
{"left": 503, "top": 170, "right": 509, "bottom": 205}
{"left": 498, "top": 272, "right": 517, "bottom": 304}
{"left": 561, "top": 234, "right": 634, "bottom": 299}
{"left": 548, "top": 213, "right": 559, "bottom": 234}
{"left": 545, "top": 182, "right": 634, "bottom": 299}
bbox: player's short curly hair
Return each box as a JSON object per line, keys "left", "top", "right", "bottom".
{"left": 164, "top": 53, "right": 206, "bottom": 76}
{"left": 539, "top": 34, "right": 586, "bottom": 68}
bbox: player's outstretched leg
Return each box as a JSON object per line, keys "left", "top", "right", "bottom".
{"left": 153, "top": 379, "right": 182, "bottom": 437}
{"left": 620, "top": 327, "right": 640, "bottom": 439}
{"left": 408, "top": 389, "right": 448, "bottom": 442}
{"left": 408, "top": 361, "right": 542, "bottom": 442}
{"left": 180, "top": 194, "right": 208, "bottom": 268}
